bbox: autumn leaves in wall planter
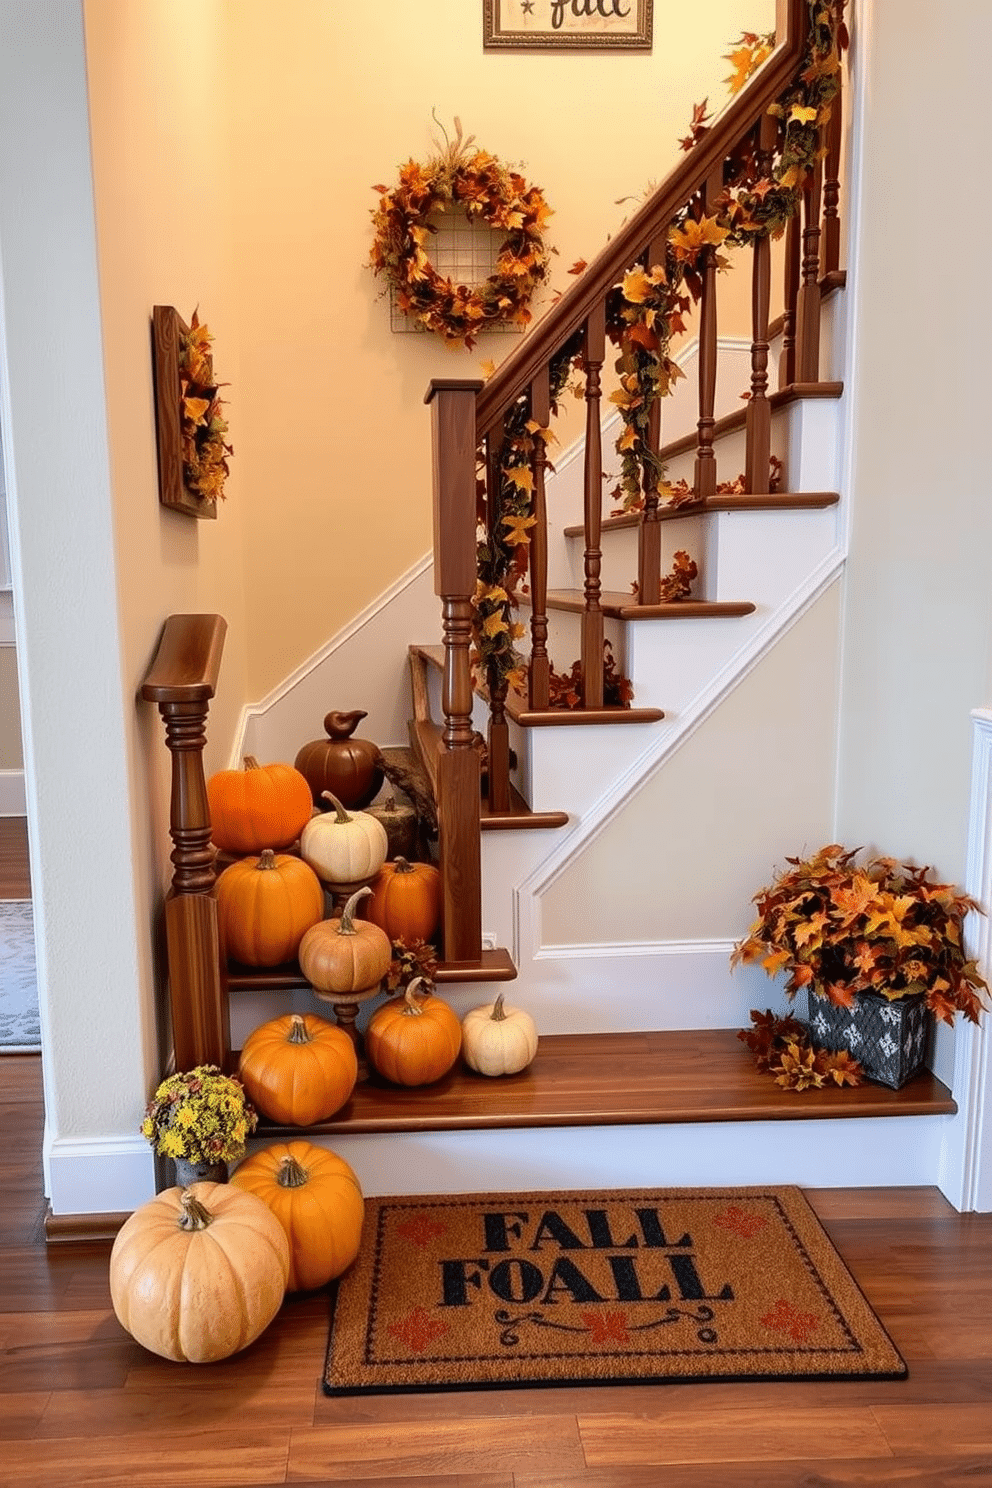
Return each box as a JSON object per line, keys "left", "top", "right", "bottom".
{"left": 152, "top": 305, "right": 233, "bottom": 518}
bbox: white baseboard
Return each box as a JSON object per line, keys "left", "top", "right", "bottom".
{"left": 0, "top": 768, "right": 25, "bottom": 815}
{"left": 45, "top": 1133, "right": 155, "bottom": 1216}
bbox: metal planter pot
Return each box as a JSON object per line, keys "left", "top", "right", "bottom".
{"left": 805, "top": 988, "right": 932, "bottom": 1089}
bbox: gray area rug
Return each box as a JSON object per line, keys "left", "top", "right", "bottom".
{"left": 0, "top": 900, "right": 40, "bottom": 1050}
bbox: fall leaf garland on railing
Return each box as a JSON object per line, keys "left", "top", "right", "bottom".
{"left": 473, "top": 0, "right": 846, "bottom": 697}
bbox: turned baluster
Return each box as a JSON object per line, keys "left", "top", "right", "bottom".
{"left": 637, "top": 236, "right": 667, "bottom": 606}
{"left": 795, "top": 151, "right": 824, "bottom": 384}
{"left": 581, "top": 302, "right": 606, "bottom": 708}
{"left": 745, "top": 116, "right": 777, "bottom": 494}
{"left": 693, "top": 170, "right": 723, "bottom": 499}
{"left": 779, "top": 213, "right": 800, "bottom": 390}
{"left": 425, "top": 380, "right": 483, "bottom": 963}
{"left": 141, "top": 613, "right": 230, "bottom": 1072}
{"left": 528, "top": 365, "right": 551, "bottom": 711}
{"left": 822, "top": 10, "right": 844, "bottom": 277}
{"left": 484, "top": 417, "right": 511, "bottom": 814}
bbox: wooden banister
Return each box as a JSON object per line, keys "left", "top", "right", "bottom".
{"left": 475, "top": 0, "right": 805, "bottom": 435}
{"left": 425, "top": 381, "right": 484, "bottom": 965}
{"left": 421, "top": 0, "right": 844, "bottom": 957}
{"left": 141, "top": 613, "right": 229, "bottom": 1072}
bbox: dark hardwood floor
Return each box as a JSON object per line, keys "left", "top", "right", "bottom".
{"left": 0, "top": 814, "right": 30, "bottom": 899}
{"left": 2, "top": 820, "right": 992, "bottom": 1483}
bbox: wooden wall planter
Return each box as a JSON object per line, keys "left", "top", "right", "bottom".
{"left": 151, "top": 304, "right": 217, "bottom": 520}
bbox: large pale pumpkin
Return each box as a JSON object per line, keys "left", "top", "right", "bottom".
{"left": 216, "top": 850, "right": 325, "bottom": 967}
{"left": 300, "top": 792, "right": 388, "bottom": 886}
{"left": 365, "top": 976, "right": 462, "bottom": 1086}
{"left": 239, "top": 1013, "right": 357, "bottom": 1125}
{"left": 231, "top": 1140, "right": 364, "bottom": 1292}
{"left": 298, "top": 887, "right": 392, "bottom": 997}
{"left": 109, "top": 1183, "right": 290, "bottom": 1362}
{"left": 363, "top": 857, "right": 441, "bottom": 944}
{"left": 207, "top": 756, "right": 313, "bottom": 855}
{"left": 461, "top": 993, "right": 538, "bottom": 1076}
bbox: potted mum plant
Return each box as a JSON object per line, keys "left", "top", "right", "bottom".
{"left": 141, "top": 1064, "right": 258, "bottom": 1186}
{"left": 731, "top": 844, "right": 987, "bottom": 1087}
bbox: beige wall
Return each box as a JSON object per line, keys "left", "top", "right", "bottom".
{"left": 543, "top": 583, "right": 842, "bottom": 943}
{"left": 836, "top": 0, "right": 992, "bottom": 883}
{"left": 83, "top": 0, "right": 251, "bottom": 781}
{"left": 0, "top": 647, "right": 22, "bottom": 770}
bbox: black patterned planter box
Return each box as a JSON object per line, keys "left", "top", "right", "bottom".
{"left": 805, "top": 989, "right": 932, "bottom": 1089}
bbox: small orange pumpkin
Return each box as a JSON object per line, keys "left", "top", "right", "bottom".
{"left": 363, "top": 857, "right": 442, "bottom": 944}
{"left": 207, "top": 756, "right": 313, "bottom": 855}
{"left": 231, "top": 1140, "right": 364, "bottom": 1292}
{"left": 238, "top": 1013, "right": 358, "bottom": 1125}
{"left": 365, "top": 976, "right": 462, "bottom": 1087}
{"left": 216, "top": 850, "right": 325, "bottom": 967}
{"left": 298, "top": 886, "right": 393, "bottom": 997}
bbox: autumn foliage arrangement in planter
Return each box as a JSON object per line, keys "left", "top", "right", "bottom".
{"left": 732, "top": 844, "right": 988, "bottom": 1088}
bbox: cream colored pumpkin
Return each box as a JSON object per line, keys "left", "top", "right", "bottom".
{"left": 300, "top": 791, "right": 388, "bottom": 885}
{"left": 461, "top": 993, "right": 538, "bottom": 1076}
{"left": 109, "top": 1183, "right": 290, "bottom": 1362}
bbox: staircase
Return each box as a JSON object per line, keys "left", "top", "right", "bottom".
{"left": 141, "top": 0, "right": 972, "bottom": 1201}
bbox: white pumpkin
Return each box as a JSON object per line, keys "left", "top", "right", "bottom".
{"left": 461, "top": 994, "right": 538, "bottom": 1076}
{"left": 300, "top": 790, "right": 388, "bottom": 885}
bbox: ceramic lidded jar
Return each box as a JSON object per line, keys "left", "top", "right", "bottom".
{"left": 294, "top": 710, "right": 384, "bottom": 811}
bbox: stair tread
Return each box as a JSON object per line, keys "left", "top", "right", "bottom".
{"left": 505, "top": 696, "right": 665, "bottom": 727}
{"left": 657, "top": 379, "right": 843, "bottom": 462}
{"left": 565, "top": 491, "right": 840, "bottom": 538}
{"left": 227, "top": 945, "right": 517, "bottom": 994}
{"left": 412, "top": 646, "right": 664, "bottom": 727}
{"left": 543, "top": 590, "right": 755, "bottom": 620}
{"left": 249, "top": 1027, "right": 956, "bottom": 1137}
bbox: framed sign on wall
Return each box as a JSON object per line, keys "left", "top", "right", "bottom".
{"left": 483, "top": 0, "right": 653, "bottom": 51}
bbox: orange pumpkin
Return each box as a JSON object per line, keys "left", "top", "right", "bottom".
{"left": 207, "top": 756, "right": 313, "bottom": 855}
{"left": 216, "top": 850, "right": 325, "bottom": 967}
{"left": 238, "top": 1013, "right": 358, "bottom": 1125}
{"left": 298, "top": 887, "right": 393, "bottom": 997}
{"left": 363, "top": 857, "right": 441, "bottom": 944}
{"left": 231, "top": 1139, "right": 364, "bottom": 1292}
{"left": 365, "top": 977, "right": 462, "bottom": 1087}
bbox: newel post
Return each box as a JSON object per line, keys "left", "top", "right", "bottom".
{"left": 425, "top": 380, "right": 483, "bottom": 964}
{"left": 141, "top": 613, "right": 230, "bottom": 1072}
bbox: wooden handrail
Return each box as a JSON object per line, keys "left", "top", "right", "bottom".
{"left": 142, "top": 613, "right": 230, "bottom": 1072}
{"left": 422, "top": 0, "right": 845, "bottom": 961}
{"left": 476, "top": 0, "right": 805, "bottom": 435}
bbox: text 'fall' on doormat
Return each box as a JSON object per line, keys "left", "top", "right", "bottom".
{"left": 324, "top": 1186, "right": 907, "bottom": 1395}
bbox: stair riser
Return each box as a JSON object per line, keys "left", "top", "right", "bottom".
{"left": 562, "top": 514, "right": 707, "bottom": 597}
{"left": 519, "top": 605, "right": 628, "bottom": 681}
{"left": 266, "top": 1114, "right": 949, "bottom": 1199}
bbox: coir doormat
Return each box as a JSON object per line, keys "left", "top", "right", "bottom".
{"left": 324, "top": 1186, "right": 906, "bottom": 1395}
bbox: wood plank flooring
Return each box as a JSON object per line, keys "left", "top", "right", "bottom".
{"left": 0, "top": 815, "right": 30, "bottom": 899}
{"left": 1, "top": 1055, "right": 991, "bottom": 1485}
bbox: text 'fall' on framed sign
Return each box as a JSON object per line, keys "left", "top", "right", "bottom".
{"left": 483, "top": 0, "right": 653, "bottom": 51}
